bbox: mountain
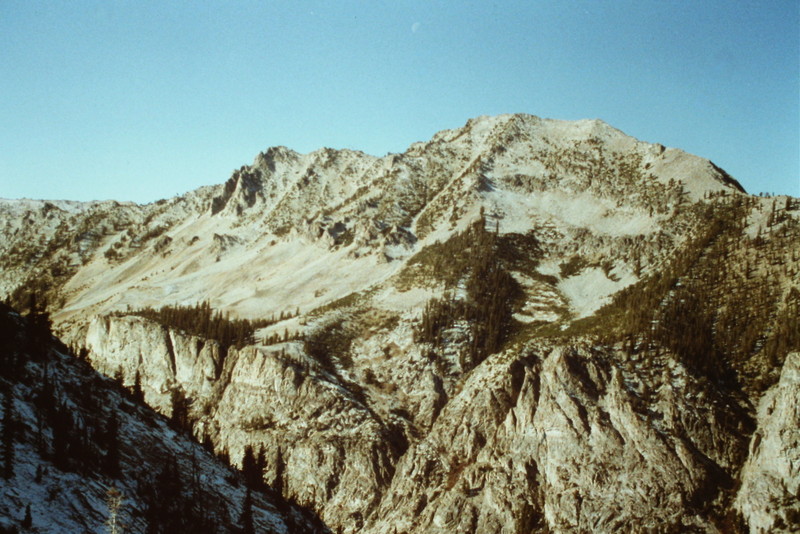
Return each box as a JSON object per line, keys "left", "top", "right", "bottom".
{"left": 1, "top": 113, "right": 798, "bottom": 532}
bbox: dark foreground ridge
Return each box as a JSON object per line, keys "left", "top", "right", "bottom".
{"left": 0, "top": 300, "right": 329, "bottom": 533}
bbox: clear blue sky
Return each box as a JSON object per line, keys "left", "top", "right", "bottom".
{"left": 1, "top": 1, "right": 797, "bottom": 202}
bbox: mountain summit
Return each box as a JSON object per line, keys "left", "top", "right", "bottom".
{"left": 0, "top": 114, "right": 797, "bottom": 532}
{"left": 1, "top": 114, "right": 745, "bottom": 323}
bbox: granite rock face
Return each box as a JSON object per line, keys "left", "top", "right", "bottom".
{"left": 736, "top": 352, "right": 800, "bottom": 533}
{"left": 85, "top": 316, "right": 401, "bottom": 529}
{"left": 82, "top": 313, "right": 784, "bottom": 533}
{"left": 85, "top": 315, "right": 221, "bottom": 414}
{"left": 339, "top": 343, "right": 752, "bottom": 533}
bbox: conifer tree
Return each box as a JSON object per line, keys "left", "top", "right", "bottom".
{"left": 0, "top": 309, "right": 19, "bottom": 380}
{"left": 169, "top": 388, "right": 190, "bottom": 432}
{"left": 273, "top": 446, "right": 285, "bottom": 496}
{"left": 241, "top": 444, "right": 260, "bottom": 490}
{"left": 144, "top": 454, "right": 184, "bottom": 533}
{"left": 22, "top": 504, "right": 32, "bottom": 529}
{"left": 105, "top": 487, "right": 123, "bottom": 534}
{"left": 217, "top": 447, "right": 230, "bottom": 467}
{"left": 2, "top": 385, "right": 14, "bottom": 479}
{"left": 51, "top": 402, "right": 72, "bottom": 470}
{"left": 239, "top": 488, "right": 255, "bottom": 534}
{"left": 25, "top": 292, "right": 52, "bottom": 362}
{"left": 131, "top": 370, "right": 145, "bottom": 403}
{"left": 102, "top": 411, "right": 121, "bottom": 478}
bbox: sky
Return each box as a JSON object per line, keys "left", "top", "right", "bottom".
{"left": 1, "top": 1, "right": 797, "bottom": 202}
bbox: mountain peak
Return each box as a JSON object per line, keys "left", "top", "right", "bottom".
{"left": 0, "top": 114, "right": 797, "bottom": 534}
{"left": 0, "top": 113, "right": 755, "bottom": 321}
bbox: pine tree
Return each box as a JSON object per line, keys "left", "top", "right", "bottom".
{"left": 239, "top": 488, "right": 254, "bottom": 534}
{"left": 2, "top": 385, "right": 14, "bottom": 479}
{"left": 25, "top": 292, "right": 52, "bottom": 362}
{"left": 0, "top": 308, "right": 20, "bottom": 380}
{"left": 102, "top": 411, "right": 121, "bottom": 478}
{"left": 22, "top": 504, "right": 32, "bottom": 529}
{"left": 144, "top": 455, "right": 184, "bottom": 533}
{"left": 217, "top": 447, "right": 230, "bottom": 467}
{"left": 241, "top": 445, "right": 259, "bottom": 490}
{"left": 256, "top": 445, "right": 267, "bottom": 490}
{"left": 113, "top": 366, "right": 124, "bottom": 386}
{"left": 51, "top": 402, "right": 72, "bottom": 470}
{"left": 273, "top": 446, "right": 285, "bottom": 496}
{"left": 169, "top": 387, "right": 190, "bottom": 432}
{"left": 105, "top": 487, "right": 123, "bottom": 534}
{"left": 131, "top": 370, "right": 145, "bottom": 403}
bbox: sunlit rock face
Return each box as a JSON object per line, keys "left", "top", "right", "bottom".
{"left": 736, "top": 352, "right": 800, "bottom": 533}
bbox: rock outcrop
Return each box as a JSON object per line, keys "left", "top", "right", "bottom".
{"left": 364, "top": 343, "right": 752, "bottom": 532}
{"left": 736, "top": 352, "right": 800, "bottom": 532}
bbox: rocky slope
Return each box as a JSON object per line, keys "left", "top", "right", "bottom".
{"left": 736, "top": 351, "right": 800, "bottom": 532}
{"left": 1, "top": 113, "right": 798, "bottom": 532}
{"left": 0, "top": 302, "right": 327, "bottom": 533}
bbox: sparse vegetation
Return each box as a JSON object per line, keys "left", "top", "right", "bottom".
{"left": 123, "top": 302, "right": 277, "bottom": 374}
{"left": 545, "top": 197, "right": 800, "bottom": 395}
{"left": 559, "top": 255, "right": 588, "bottom": 278}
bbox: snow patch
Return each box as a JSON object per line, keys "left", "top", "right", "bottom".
{"left": 485, "top": 188, "right": 658, "bottom": 237}
{"left": 558, "top": 266, "right": 635, "bottom": 318}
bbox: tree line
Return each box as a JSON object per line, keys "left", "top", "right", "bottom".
{"left": 416, "top": 217, "right": 521, "bottom": 371}
{"left": 593, "top": 197, "right": 800, "bottom": 392}
{"left": 125, "top": 301, "right": 288, "bottom": 354}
